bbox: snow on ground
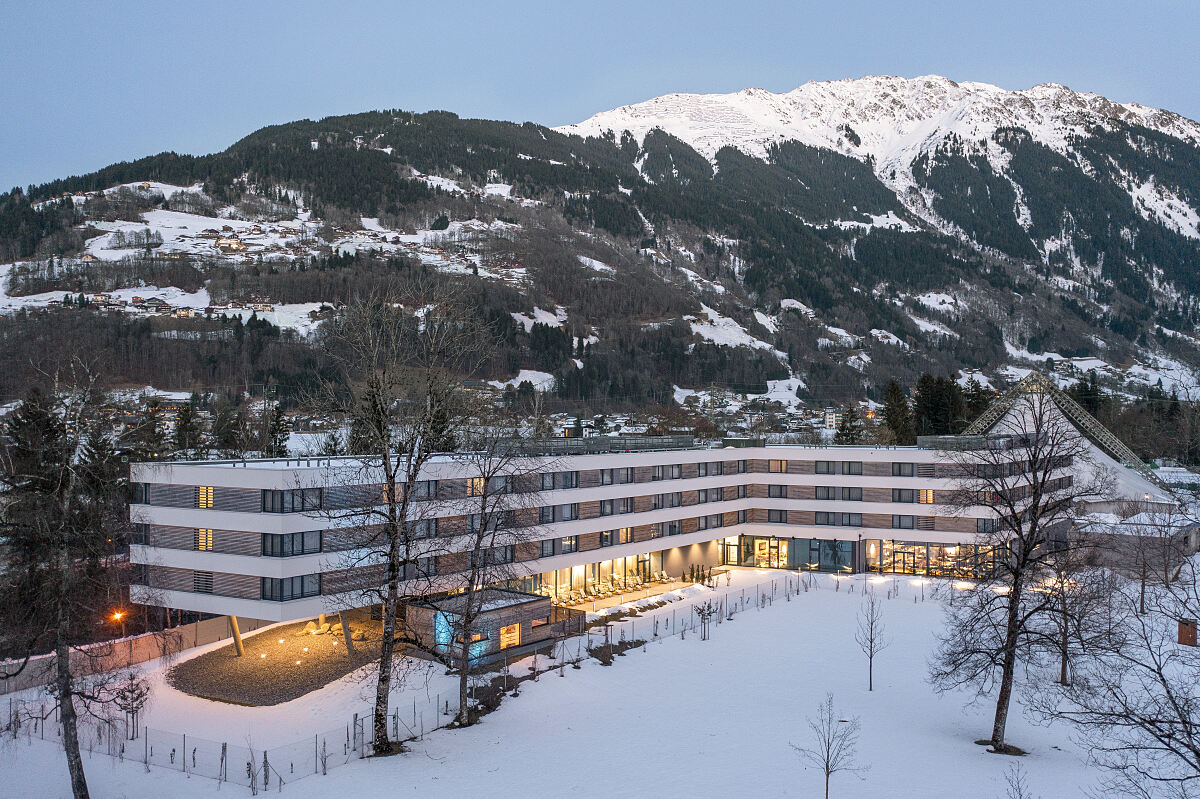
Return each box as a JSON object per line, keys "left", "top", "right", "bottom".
{"left": 510, "top": 306, "right": 568, "bottom": 332}
{"left": 687, "top": 304, "right": 785, "bottom": 360}
{"left": 1129, "top": 178, "right": 1200, "bottom": 240}
{"left": 4, "top": 568, "right": 1100, "bottom": 798}
{"left": 827, "top": 210, "right": 916, "bottom": 232}
{"left": 753, "top": 310, "right": 778, "bottom": 334}
{"left": 779, "top": 298, "right": 816, "bottom": 318}
{"left": 914, "top": 291, "right": 962, "bottom": 313}
{"left": 956, "top": 369, "right": 995, "bottom": 389}
{"left": 763, "top": 376, "right": 805, "bottom": 407}
{"left": 870, "top": 328, "right": 909, "bottom": 348}
{"left": 483, "top": 183, "right": 513, "bottom": 197}
{"left": 487, "top": 369, "right": 556, "bottom": 391}
{"left": 577, "top": 255, "right": 615, "bottom": 275}
{"left": 678, "top": 267, "right": 726, "bottom": 294}
{"left": 909, "top": 314, "right": 959, "bottom": 338}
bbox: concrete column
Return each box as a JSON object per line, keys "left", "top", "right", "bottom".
{"left": 229, "top": 615, "right": 245, "bottom": 657}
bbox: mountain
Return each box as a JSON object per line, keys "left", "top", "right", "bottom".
{"left": 2, "top": 75, "right": 1200, "bottom": 415}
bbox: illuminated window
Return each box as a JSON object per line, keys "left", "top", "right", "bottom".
{"left": 919, "top": 489, "right": 935, "bottom": 504}
{"left": 499, "top": 623, "right": 520, "bottom": 649}
{"left": 619, "top": 527, "right": 632, "bottom": 544}
{"left": 196, "top": 486, "right": 214, "bottom": 508}
{"left": 195, "top": 528, "right": 213, "bottom": 551}
{"left": 466, "top": 477, "right": 485, "bottom": 496}
{"left": 531, "top": 616, "right": 549, "bottom": 628}
{"left": 768, "top": 459, "right": 787, "bottom": 473}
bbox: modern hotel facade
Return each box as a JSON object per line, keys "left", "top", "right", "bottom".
{"left": 129, "top": 430, "right": 1155, "bottom": 625}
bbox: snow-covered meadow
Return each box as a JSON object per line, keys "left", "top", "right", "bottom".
{"left": 4, "top": 568, "right": 1099, "bottom": 798}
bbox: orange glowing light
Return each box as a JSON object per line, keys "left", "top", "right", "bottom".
{"left": 111, "top": 611, "right": 124, "bottom": 621}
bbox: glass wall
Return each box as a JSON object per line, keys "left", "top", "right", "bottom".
{"left": 864, "top": 539, "right": 1000, "bottom": 577}
{"left": 727, "top": 536, "right": 855, "bottom": 573}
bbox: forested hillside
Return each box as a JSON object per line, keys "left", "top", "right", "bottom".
{"left": 3, "top": 76, "right": 1200, "bottom": 415}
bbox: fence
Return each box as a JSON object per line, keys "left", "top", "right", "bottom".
{"left": 1, "top": 616, "right": 274, "bottom": 696}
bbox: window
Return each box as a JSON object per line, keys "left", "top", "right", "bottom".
{"left": 737, "top": 510, "right": 748, "bottom": 524}
{"left": 261, "top": 574, "right": 321, "bottom": 601}
{"left": 541, "top": 473, "right": 555, "bottom": 491}
{"left": 699, "top": 461, "right": 723, "bottom": 477}
{"left": 600, "top": 529, "right": 617, "bottom": 547}
{"left": 559, "top": 471, "right": 579, "bottom": 489}
{"left": 697, "top": 488, "right": 710, "bottom": 504}
{"left": 470, "top": 545, "right": 514, "bottom": 568}
{"left": 457, "top": 631, "right": 487, "bottom": 644}
{"left": 196, "top": 486, "right": 214, "bottom": 509}
{"left": 768, "top": 485, "right": 787, "bottom": 498}
{"left": 195, "top": 528, "right": 213, "bottom": 551}
{"left": 616, "top": 467, "right": 634, "bottom": 484}
{"left": 531, "top": 616, "right": 549, "bottom": 629}
{"left": 413, "top": 480, "right": 436, "bottom": 500}
{"left": 619, "top": 527, "right": 632, "bottom": 544}
{"left": 698, "top": 514, "right": 724, "bottom": 530}
{"left": 815, "top": 461, "right": 835, "bottom": 475}
{"left": 414, "top": 518, "right": 438, "bottom": 539}
{"left": 892, "top": 488, "right": 917, "bottom": 503}
{"left": 262, "top": 530, "right": 322, "bottom": 556}
{"left": 842, "top": 461, "right": 863, "bottom": 476}
{"left": 616, "top": 497, "right": 632, "bottom": 514}
{"left": 768, "top": 459, "right": 787, "bottom": 473}
{"left": 132, "top": 483, "right": 147, "bottom": 504}
{"left": 415, "top": 556, "right": 436, "bottom": 578}
{"left": 892, "top": 462, "right": 915, "bottom": 477}
{"left": 499, "top": 623, "right": 521, "bottom": 650}
{"left": 193, "top": 570, "right": 213, "bottom": 593}
{"left": 919, "top": 489, "right": 935, "bottom": 504}
{"left": 262, "top": 488, "right": 322, "bottom": 513}
{"left": 653, "top": 521, "right": 681, "bottom": 537}
{"left": 653, "top": 493, "right": 681, "bottom": 509}
{"left": 670, "top": 464, "right": 683, "bottom": 479}
{"left": 557, "top": 504, "right": 579, "bottom": 522}
{"left": 815, "top": 486, "right": 836, "bottom": 500}
{"left": 600, "top": 469, "right": 614, "bottom": 486}
{"left": 737, "top": 484, "right": 748, "bottom": 499}
{"left": 977, "top": 518, "right": 1000, "bottom": 534}
{"left": 841, "top": 487, "right": 862, "bottom": 501}
{"left": 737, "top": 460, "right": 748, "bottom": 474}
{"left": 892, "top": 515, "right": 915, "bottom": 529}
{"left": 768, "top": 509, "right": 788, "bottom": 523}
{"left": 652, "top": 465, "right": 665, "bottom": 481}
{"left": 560, "top": 535, "right": 578, "bottom": 554}
{"left": 466, "top": 513, "right": 482, "bottom": 534}
{"left": 600, "top": 499, "right": 614, "bottom": 516}
{"left": 466, "top": 477, "right": 485, "bottom": 497}
{"left": 815, "top": 513, "right": 862, "bottom": 527}
{"left": 539, "top": 539, "right": 555, "bottom": 558}
{"left": 539, "top": 506, "right": 554, "bottom": 524}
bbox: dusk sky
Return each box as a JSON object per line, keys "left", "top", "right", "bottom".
{"left": 3, "top": 0, "right": 1197, "bottom": 190}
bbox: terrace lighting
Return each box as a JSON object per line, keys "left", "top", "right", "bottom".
{"left": 260, "top": 653, "right": 266, "bottom": 659}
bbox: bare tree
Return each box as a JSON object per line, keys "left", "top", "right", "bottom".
{"left": 792, "top": 693, "right": 867, "bottom": 799}
{"left": 0, "top": 369, "right": 145, "bottom": 799}
{"left": 929, "top": 392, "right": 1114, "bottom": 754}
{"left": 434, "top": 427, "right": 548, "bottom": 727}
{"left": 1037, "top": 558, "right": 1200, "bottom": 799}
{"left": 1003, "top": 763, "right": 1040, "bottom": 799}
{"left": 855, "top": 589, "right": 889, "bottom": 691}
{"left": 312, "top": 282, "right": 487, "bottom": 756}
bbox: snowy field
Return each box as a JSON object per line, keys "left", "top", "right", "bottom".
{"left": 4, "top": 568, "right": 1099, "bottom": 798}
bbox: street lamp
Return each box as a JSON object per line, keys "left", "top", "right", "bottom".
{"left": 111, "top": 610, "right": 126, "bottom": 638}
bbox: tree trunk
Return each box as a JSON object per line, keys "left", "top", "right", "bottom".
{"left": 458, "top": 637, "right": 471, "bottom": 726}
{"left": 868, "top": 653, "right": 873, "bottom": 691}
{"left": 991, "top": 587, "right": 1021, "bottom": 750}
{"left": 56, "top": 640, "right": 89, "bottom": 799}
{"left": 339, "top": 611, "right": 355, "bottom": 656}
{"left": 372, "top": 562, "right": 401, "bottom": 755}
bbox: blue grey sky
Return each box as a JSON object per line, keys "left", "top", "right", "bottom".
{"left": 3, "top": 0, "right": 1197, "bottom": 190}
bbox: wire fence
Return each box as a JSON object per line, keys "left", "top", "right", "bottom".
{"left": 3, "top": 570, "right": 847, "bottom": 793}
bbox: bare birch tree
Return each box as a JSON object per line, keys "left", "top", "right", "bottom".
{"left": 312, "top": 281, "right": 487, "bottom": 756}
{"left": 929, "top": 392, "right": 1113, "bottom": 754}
{"left": 791, "top": 693, "right": 867, "bottom": 799}
{"left": 854, "top": 589, "right": 889, "bottom": 691}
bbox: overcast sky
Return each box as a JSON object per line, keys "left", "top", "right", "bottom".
{"left": 3, "top": 0, "right": 1198, "bottom": 190}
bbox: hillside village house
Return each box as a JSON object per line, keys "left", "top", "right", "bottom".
{"left": 126, "top": 376, "right": 1174, "bottom": 651}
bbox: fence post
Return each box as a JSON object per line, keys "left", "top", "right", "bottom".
{"left": 144, "top": 728, "right": 148, "bottom": 766}
{"left": 182, "top": 733, "right": 186, "bottom": 774}
{"left": 314, "top": 734, "right": 318, "bottom": 775}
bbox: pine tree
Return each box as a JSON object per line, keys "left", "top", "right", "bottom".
{"left": 882, "top": 379, "right": 915, "bottom": 444}
{"left": 210, "top": 400, "right": 243, "bottom": 457}
{"left": 834, "top": 405, "right": 865, "bottom": 444}
{"left": 172, "top": 402, "right": 204, "bottom": 457}
{"left": 263, "top": 403, "right": 290, "bottom": 457}
{"left": 962, "top": 377, "right": 992, "bottom": 422}
{"left": 119, "top": 400, "right": 165, "bottom": 461}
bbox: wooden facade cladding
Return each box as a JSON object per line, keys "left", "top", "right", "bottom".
{"left": 747, "top": 484, "right": 768, "bottom": 499}
{"left": 579, "top": 500, "right": 602, "bottom": 520}
{"left": 515, "top": 541, "right": 541, "bottom": 563}
{"left": 633, "top": 466, "right": 654, "bottom": 483}
{"left": 682, "top": 490, "right": 699, "bottom": 506}
{"left": 579, "top": 470, "right": 602, "bottom": 489}
{"left": 788, "top": 485, "right": 813, "bottom": 500}
{"left": 680, "top": 517, "right": 699, "bottom": 535}
{"left": 863, "top": 462, "right": 892, "bottom": 477}
{"left": 862, "top": 487, "right": 893, "bottom": 503}
{"left": 576, "top": 531, "right": 602, "bottom": 552}
{"left": 934, "top": 515, "right": 978, "bottom": 533}
{"left": 633, "top": 495, "right": 653, "bottom": 513}
{"left": 631, "top": 524, "right": 656, "bottom": 544}
{"left": 748, "top": 508, "right": 768, "bottom": 523}
{"left": 747, "top": 459, "right": 769, "bottom": 473}
{"left": 863, "top": 513, "right": 893, "bottom": 529}
{"left": 790, "top": 510, "right": 816, "bottom": 525}
{"left": 436, "top": 479, "right": 467, "bottom": 500}
{"left": 787, "top": 460, "right": 815, "bottom": 475}
{"left": 682, "top": 462, "right": 700, "bottom": 479}
{"left": 145, "top": 565, "right": 259, "bottom": 599}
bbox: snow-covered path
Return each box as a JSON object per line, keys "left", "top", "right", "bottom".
{"left": 4, "top": 569, "right": 1097, "bottom": 798}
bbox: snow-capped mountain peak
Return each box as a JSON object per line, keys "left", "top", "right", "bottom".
{"left": 558, "top": 74, "right": 1199, "bottom": 169}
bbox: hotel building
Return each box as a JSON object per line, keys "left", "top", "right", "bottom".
{"left": 128, "top": 394, "right": 1167, "bottom": 628}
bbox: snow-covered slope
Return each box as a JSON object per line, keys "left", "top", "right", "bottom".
{"left": 557, "top": 75, "right": 1200, "bottom": 227}
{"left": 559, "top": 74, "right": 1200, "bottom": 170}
